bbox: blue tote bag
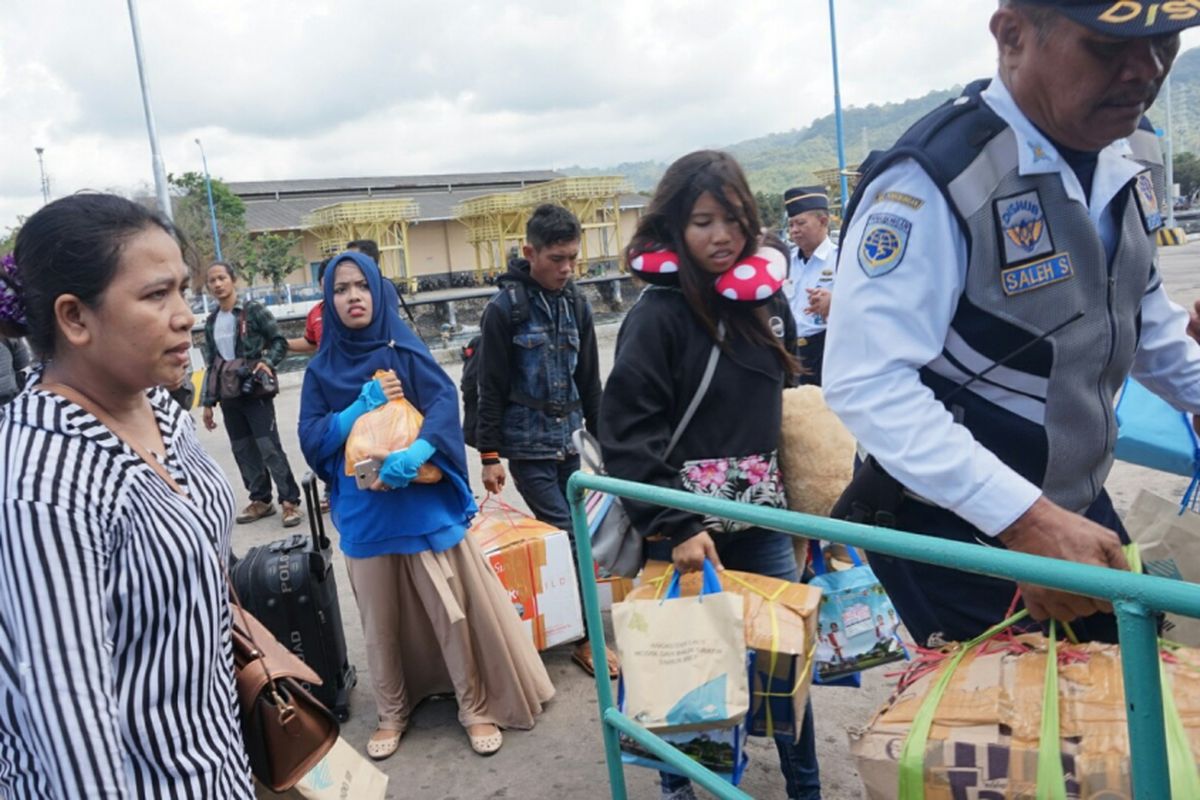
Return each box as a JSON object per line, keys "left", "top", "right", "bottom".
{"left": 808, "top": 541, "right": 907, "bottom": 684}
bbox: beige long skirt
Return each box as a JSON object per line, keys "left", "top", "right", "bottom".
{"left": 344, "top": 533, "right": 555, "bottom": 732}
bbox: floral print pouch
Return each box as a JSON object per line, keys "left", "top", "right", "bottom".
{"left": 679, "top": 450, "right": 787, "bottom": 534}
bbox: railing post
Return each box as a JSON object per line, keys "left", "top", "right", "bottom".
{"left": 1115, "top": 600, "right": 1172, "bottom": 799}
{"left": 568, "top": 476, "right": 628, "bottom": 800}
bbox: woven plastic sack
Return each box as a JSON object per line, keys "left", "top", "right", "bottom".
{"left": 343, "top": 370, "right": 443, "bottom": 484}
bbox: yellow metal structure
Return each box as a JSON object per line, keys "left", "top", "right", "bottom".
{"left": 454, "top": 193, "right": 527, "bottom": 276}
{"left": 301, "top": 198, "right": 420, "bottom": 288}
{"left": 453, "top": 176, "right": 634, "bottom": 278}
{"left": 814, "top": 164, "right": 862, "bottom": 219}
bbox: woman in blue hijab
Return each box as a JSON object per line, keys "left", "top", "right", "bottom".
{"left": 299, "top": 252, "right": 554, "bottom": 761}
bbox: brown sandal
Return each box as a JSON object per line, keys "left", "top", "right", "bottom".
{"left": 572, "top": 643, "right": 619, "bottom": 679}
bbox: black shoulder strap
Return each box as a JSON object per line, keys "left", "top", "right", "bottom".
{"left": 570, "top": 282, "right": 586, "bottom": 326}
{"left": 504, "top": 281, "right": 530, "bottom": 327}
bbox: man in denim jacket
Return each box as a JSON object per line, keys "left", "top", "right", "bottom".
{"left": 475, "top": 204, "right": 612, "bottom": 675}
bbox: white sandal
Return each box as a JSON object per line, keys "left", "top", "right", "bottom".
{"left": 467, "top": 725, "right": 503, "bottom": 756}
{"left": 366, "top": 729, "right": 402, "bottom": 760}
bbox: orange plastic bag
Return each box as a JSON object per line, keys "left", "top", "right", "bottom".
{"left": 343, "top": 370, "right": 443, "bottom": 484}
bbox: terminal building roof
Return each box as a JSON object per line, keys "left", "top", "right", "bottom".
{"left": 227, "top": 170, "right": 644, "bottom": 232}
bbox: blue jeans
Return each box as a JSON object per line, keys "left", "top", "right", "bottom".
{"left": 647, "top": 529, "right": 821, "bottom": 800}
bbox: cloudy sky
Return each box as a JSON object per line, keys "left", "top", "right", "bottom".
{"left": 2, "top": 1, "right": 1198, "bottom": 230}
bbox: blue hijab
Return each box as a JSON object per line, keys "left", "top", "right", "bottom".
{"left": 299, "top": 252, "right": 473, "bottom": 523}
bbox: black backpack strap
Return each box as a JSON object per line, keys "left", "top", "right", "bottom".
{"left": 505, "top": 281, "right": 530, "bottom": 326}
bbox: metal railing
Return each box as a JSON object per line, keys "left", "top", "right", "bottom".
{"left": 566, "top": 472, "right": 1200, "bottom": 800}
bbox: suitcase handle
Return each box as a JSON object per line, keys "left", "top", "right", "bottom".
{"left": 302, "top": 472, "right": 331, "bottom": 552}
{"left": 268, "top": 533, "right": 308, "bottom": 554}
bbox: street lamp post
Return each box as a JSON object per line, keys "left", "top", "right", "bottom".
{"left": 125, "top": 0, "right": 173, "bottom": 222}
{"left": 1165, "top": 73, "right": 1177, "bottom": 230}
{"left": 195, "top": 138, "right": 223, "bottom": 261}
{"left": 827, "top": 0, "right": 850, "bottom": 214}
{"left": 34, "top": 148, "right": 50, "bottom": 205}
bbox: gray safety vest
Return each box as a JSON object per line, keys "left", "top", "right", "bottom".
{"left": 847, "top": 80, "right": 1166, "bottom": 514}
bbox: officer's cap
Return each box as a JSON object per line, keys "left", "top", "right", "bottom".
{"left": 1022, "top": 0, "right": 1200, "bottom": 37}
{"left": 784, "top": 186, "right": 829, "bottom": 218}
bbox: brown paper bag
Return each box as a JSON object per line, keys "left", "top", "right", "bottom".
{"left": 613, "top": 565, "right": 749, "bottom": 733}
{"left": 1125, "top": 489, "right": 1200, "bottom": 645}
{"left": 255, "top": 737, "right": 388, "bottom": 800}
{"left": 343, "top": 370, "right": 442, "bottom": 483}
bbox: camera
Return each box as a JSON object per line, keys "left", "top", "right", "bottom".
{"left": 236, "top": 365, "right": 277, "bottom": 397}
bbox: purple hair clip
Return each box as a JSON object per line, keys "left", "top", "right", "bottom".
{"left": 0, "top": 253, "right": 27, "bottom": 328}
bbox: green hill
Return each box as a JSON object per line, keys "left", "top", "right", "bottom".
{"left": 568, "top": 46, "right": 1200, "bottom": 198}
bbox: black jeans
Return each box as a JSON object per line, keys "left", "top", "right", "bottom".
{"left": 868, "top": 489, "right": 1130, "bottom": 646}
{"left": 646, "top": 530, "right": 821, "bottom": 800}
{"left": 796, "top": 330, "right": 826, "bottom": 387}
{"left": 508, "top": 455, "right": 580, "bottom": 533}
{"left": 220, "top": 395, "right": 300, "bottom": 505}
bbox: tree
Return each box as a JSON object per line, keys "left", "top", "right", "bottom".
{"left": 0, "top": 224, "right": 19, "bottom": 256}
{"left": 754, "top": 190, "right": 786, "bottom": 235}
{"left": 167, "top": 171, "right": 250, "bottom": 278}
{"left": 1175, "top": 152, "right": 1200, "bottom": 197}
{"left": 245, "top": 232, "right": 303, "bottom": 290}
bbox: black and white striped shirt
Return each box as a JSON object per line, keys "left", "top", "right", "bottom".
{"left": 0, "top": 386, "right": 252, "bottom": 798}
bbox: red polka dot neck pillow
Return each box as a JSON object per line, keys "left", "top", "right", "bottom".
{"left": 629, "top": 245, "right": 787, "bottom": 305}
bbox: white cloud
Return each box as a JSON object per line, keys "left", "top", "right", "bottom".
{"left": 1, "top": 0, "right": 1198, "bottom": 231}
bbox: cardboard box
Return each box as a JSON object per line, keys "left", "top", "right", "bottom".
{"left": 632, "top": 562, "right": 821, "bottom": 741}
{"left": 850, "top": 635, "right": 1200, "bottom": 799}
{"left": 470, "top": 505, "right": 584, "bottom": 651}
{"left": 596, "top": 574, "right": 636, "bottom": 611}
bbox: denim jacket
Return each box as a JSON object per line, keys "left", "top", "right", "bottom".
{"left": 476, "top": 265, "right": 602, "bottom": 460}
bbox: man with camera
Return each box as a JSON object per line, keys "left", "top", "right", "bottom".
{"left": 201, "top": 261, "right": 303, "bottom": 528}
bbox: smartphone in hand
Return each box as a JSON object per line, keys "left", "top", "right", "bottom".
{"left": 354, "top": 458, "right": 383, "bottom": 490}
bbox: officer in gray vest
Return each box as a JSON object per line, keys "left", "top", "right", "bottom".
{"left": 824, "top": 0, "right": 1200, "bottom": 645}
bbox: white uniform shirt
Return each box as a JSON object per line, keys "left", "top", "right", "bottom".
{"left": 823, "top": 75, "right": 1200, "bottom": 536}
{"left": 785, "top": 236, "right": 838, "bottom": 338}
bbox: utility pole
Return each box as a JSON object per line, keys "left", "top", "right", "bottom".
{"left": 126, "top": 0, "right": 173, "bottom": 221}
{"left": 195, "top": 138, "right": 223, "bottom": 260}
{"left": 34, "top": 148, "right": 50, "bottom": 205}
{"left": 827, "top": 0, "right": 850, "bottom": 213}
{"left": 1165, "top": 72, "right": 1177, "bottom": 230}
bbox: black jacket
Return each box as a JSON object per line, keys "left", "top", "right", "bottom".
{"left": 599, "top": 287, "right": 796, "bottom": 545}
{"left": 475, "top": 260, "right": 602, "bottom": 459}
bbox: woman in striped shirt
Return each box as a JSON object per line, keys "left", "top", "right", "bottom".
{"left": 0, "top": 194, "right": 253, "bottom": 798}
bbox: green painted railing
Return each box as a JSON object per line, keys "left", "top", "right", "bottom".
{"left": 567, "top": 472, "right": 1200, "bottom": 800}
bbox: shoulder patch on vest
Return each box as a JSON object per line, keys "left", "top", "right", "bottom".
{"left": 1133, "top": 170, "right": 1164, "bottom": 233}
{"left": 994, "top": 190, "right": 1054, "bottom": 265}
{"left": 874, "top": 190, "right": 925, "bottom": 210}
{"left": 1000, "top": 253, "right": 1074, "bottom": 296}
{"left": 857, "top": 213, "right": 912, "bottom": 278}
